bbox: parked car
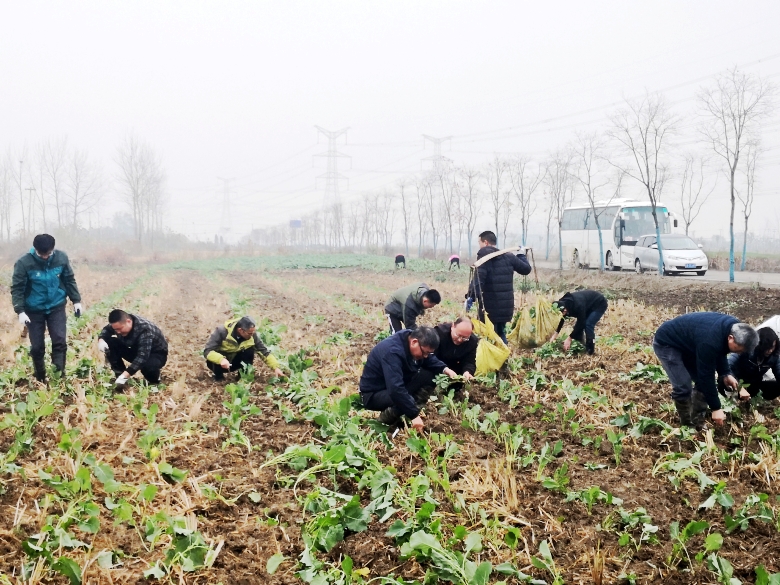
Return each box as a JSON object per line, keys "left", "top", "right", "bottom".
{"left": 633, "top": 234, "right": 708, "bottom": 276}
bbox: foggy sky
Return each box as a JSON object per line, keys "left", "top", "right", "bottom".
{"left": 2, "top": 1, "right": 779, "bottom": 242}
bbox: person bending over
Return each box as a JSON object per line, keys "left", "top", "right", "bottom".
{"left": 384, "top": 282, "right": 441, "bottom": 333}
{"left": 203, "top": 316, "right": 284, "bottom": 381}
{"left": 550, "top": 289, "right": 608, "bottom": 355}
{"left": 723, "top": 326, "right": 780, "bottom": 401}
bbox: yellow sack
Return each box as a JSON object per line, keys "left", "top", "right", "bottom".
{"left": 508, "top": 297, "right": 562, "bottom": 349}
{"left": 473, "top": 314, "right": 511, "bottom": 376}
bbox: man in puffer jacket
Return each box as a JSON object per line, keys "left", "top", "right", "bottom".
{"left": 466, "top": 231, "right": 531, "bottom": 342}
{"left": 384, "top": 282, "right": 441, "bottom": 333}
{"left": 11, "top": 234, "right": 82, "bottom": 381}
{"left": 550, "top": 290, "right": 608, "bottom": 355}
{"left": 203, "top": 316, "right": 284, "bottom": 381}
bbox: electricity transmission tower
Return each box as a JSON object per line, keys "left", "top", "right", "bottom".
{"left": 422, "top": 135, "right": 453, "bottom": 172}
{"left": 314, "top": 126, "right": 351, "bottom": 204}
{"left": 217, "top": 177, "right": 235, "bottom": 236}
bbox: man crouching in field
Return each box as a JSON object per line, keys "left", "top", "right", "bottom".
{"left": 98, "top": 309, "right": 168, "bottom": 386}
{"left": 359, "top": 326, "right": 458, "bottom": 430}
{"left": 203, "top": 316, "right": 283, "bottom": 381}
{"left": 653, "top": 312, "right": 757, "bottom": 430}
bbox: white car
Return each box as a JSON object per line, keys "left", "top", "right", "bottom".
{"left": 633, "top": 234, "right": 708, "bottom": 276}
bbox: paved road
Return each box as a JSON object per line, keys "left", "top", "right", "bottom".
{"left": 533, "top": 259, "right": 780, "bottom": 287}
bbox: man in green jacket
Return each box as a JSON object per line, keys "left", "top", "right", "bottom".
{"left": 384, "top": 282, "right": 441, "bottom": 333}
{"left": 11, "top": 234, "right": 82, "bottom": 381}
{"left": 203, "top": 316, "right": 284, "bottom": 381}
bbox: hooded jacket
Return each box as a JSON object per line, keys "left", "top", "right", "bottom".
{"left": 11, "top": 248, "right": 81, "bottom": 314}
{"left": 203, "top": 318, "right": 281, "bottom": 370}
{"left": 385, "top": 282, "right": 430, "bottom": 329}
{"left": 653, "top": 312, "right": 738, "bottom": 410}
{"left": 555, "top": 290, "right": 609, "bottom": 339}
{"left": 467, "top": 246, "right": 531, "bottom": 323}
{"left": 359, "top": 329, "right": 448, "bottom": 418}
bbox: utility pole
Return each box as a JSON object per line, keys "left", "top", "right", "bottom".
{"left": 216, "top": 177, "right": 235, "bottom": 237}
{"left": 422, "top": 135, "right": 452, "bottom": 173}
{"left": 314, "top": 126, "right": 350, "bottom": 205}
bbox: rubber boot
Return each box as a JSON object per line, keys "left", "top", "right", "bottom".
{"left": 690, "top": 390, "right": 709, "bottom": 431}
{"left": 32, "top": 358, "right": 46, "bottom": 382}
{"left": 414, "top": 386, "right": 433, "bottom": 407}
{"left": 585, "top": 339, "right": 595, "bottom": 355}
{"left": 377, "top": 406, "right": 401, "bottom": 426}
{"left": 674, "top": 399, "right": 693, "bottom": 428}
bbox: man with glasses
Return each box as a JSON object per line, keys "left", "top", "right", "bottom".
{"left": 11, "top": 234, "right": 82, "bottom": 382}
{"left": 434, "top": 317, "right": 479, "bottom": 383}
{"left": 359, "top": 326, "right": 458, "bottom": 430}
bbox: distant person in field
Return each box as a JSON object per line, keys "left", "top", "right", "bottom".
{"left": 449, "top": 254, "right": 460, "bottom": 270}
{"left": 11, "top": 233, "right": 82, "bottom": 381}
{"left": 98, "top": 309, "right": 168, "bottom": 386}
{"left": 203, "top": 316, "right": 284, "bottom": 381}
{"left": 433, "top": 317, "right": 479, "bottom": 384}
{"left": 653, "top": 312, "right": 757, "bottom": 430}
{"left": 384, "top": 282, "right": 441, "bottom": 333}
{"left": 359, "top": 326, "right": 458, "bottom": 430}
{"left": 550, "top": 290, "right": 609, "bottom": 355}
{"left": 395, "top": 254, "right": 406, "bottom": 269}
{"left": 721, "top": 326, "right": 780, "bottom": 401}
{"left": 466, "top": 231, "right": 531, "bottom": 343}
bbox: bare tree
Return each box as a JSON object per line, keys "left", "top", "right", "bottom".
{"left": 544, "top": 150, "right": 574, "bottom": 270}
{"left": 397, "top": 179, "right": 413, "bottom": 257}
{"left": 421, "top": 174, "right": 442, "bottom": 258}
{"left": 0, "top": 156, "right": 13, "bottom": 240}
{"left": 67, "top": 148, "right": 106, "bottom": 228}
{"left": 431, "top": 164, "right": 457, "bottom": 254}
{"left": 457, "top": 165, "right": 483, "bottom": 258}
{"left": 737, "top": 142, "right": 761, "bottom": 271}
{"left": 415, "top": 179, "right": 428, "bottom": 257}
{"left": 677, "top": 153, "right": 715, "bottom": 236}
{"left": 607, "top": 92, "right": 675, "bottom": 276}
{"left": 508, "top": 155, "right": 543, "bottom": 247}
{"left": 115, "top": 134, "right": 167, "bottom": 242}
{"left": 41, "top": 137, "right": 69, "bottom": 228}
{"left": 486, "top": 155, "right": 510, "bottom": 245}
{"left": 569, "top": 132, "right": 613, "bottom": 271}
{"left": 697, "top": 67, "right": 774, "bottom": 282}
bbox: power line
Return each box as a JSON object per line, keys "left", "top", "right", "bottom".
{"left": 314, "top": 126, "right": 350, "bottom": 205}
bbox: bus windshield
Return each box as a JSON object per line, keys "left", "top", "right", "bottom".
{"left": 621, "top": 207, "right": 671, "bottom": 242}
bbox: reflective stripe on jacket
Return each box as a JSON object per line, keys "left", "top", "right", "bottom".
{"left": 203, "top": 318, "right": 280, "bottom": 369}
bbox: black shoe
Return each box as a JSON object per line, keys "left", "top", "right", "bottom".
{"left": 377, "top": 406, "right": 401, "bottom": 426}
{"left": 585, "top": 340, "right": 595, "bottom": 355}
{"left": 674, "top": 399, "right": 693, "bottom": 428}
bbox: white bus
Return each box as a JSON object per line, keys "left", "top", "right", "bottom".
{"left": 560, "top": 199, "right": 680, "bottom": 270}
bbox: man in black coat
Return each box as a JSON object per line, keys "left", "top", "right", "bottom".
{"left": 723, "top": 326, "right": 780, "bottom": 401}
{"left": 550, "top": 290, "right": 609, "bottom": 355}
{"left": 434, "top": 317, "right": 479, "bottom": 382}
{"left": 466, "top": 231, "right": 531, "bottom": 342}
{"left": 653, "top": 312, "right": 757, "bottom": 429}
{"left": 359, "top": 327, "right": 458, "bottom": 430}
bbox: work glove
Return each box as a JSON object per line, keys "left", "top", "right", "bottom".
{"left": 74, "top": 303, "right": 83, "bottom": 318}
{"left": 18, "top": 312, "right": 30, "bottom": 326}
{"left": 115, "top": 373, "right": 129, "bottom": 386}
{"left": 464, "top": 297, "right": 474, "bottom": 311}
{"left": 98, "top": 339, "right": 109, "bottom": 353}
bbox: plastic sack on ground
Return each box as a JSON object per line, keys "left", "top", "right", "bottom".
{"left": 473, "top": 314, "right": 511, "bottom": 376}
{"left": 507, "top": 297, "right": 561, "bottom": 349}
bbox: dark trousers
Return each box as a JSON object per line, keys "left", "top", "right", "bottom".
{"left": 493, "top": 321, "right": 508, "bottom": 344}
{"left": 360, "top": 369, "right": 436, "bottom": 412}
{"left": 386, "top": 313, "right": 404, "bottom": 334}
{"left": 106, "top": 337, "right": 168, "bottom": 383}
{"left": 653, "top": 342, "right": 709, "bottom": 412}
{"left": 572, "top": 305, "right": 608, "bottom": 344}
{"left": 395, "top": 255, "right": 406, "bottom": 269}
{"left": 28, "top": 305, "right": 68, "bottom": 376}
{"left": 449, "top": 259, "right": 460, "bottom": 270}
{"left": 206, "top": 348, "right": 255, "bottom": 381}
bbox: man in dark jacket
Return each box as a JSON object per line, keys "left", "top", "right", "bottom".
{"left": 434, "top": 317, "right": 479, "bottom": 382}
{"left": 723, "top": 327, "right": 780, "bottom": 401}
{"left": 11, "top": 234, "right": 82, "bottom": 381}
{"left": 203, "top": 316, "right": 284, "bottom": 381}
{"left": 359, "top": 327, "right": 457, "bottom": 430}
{"left": 653, "top": 312, "right": 757, "bottom": 429}
{"left": 550, "top": 290, "right": 608, "bottom": 355}
{"left": 98, "top": 309, "right": 168, "bottom": 385}
{"left": 384, "top": 282, "right": 441, "bottom": 333}
{"left": 466, "top": 231, "right": 531, "bottom": 342}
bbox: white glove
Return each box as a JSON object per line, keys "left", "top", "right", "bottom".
{"left": 98, "top": 339, "right": 109, "bottom": 353}
{"left": 74, "top": 303, "right": 83, "bottom": 318}
{"left": 115, "top": 374, "right": 129, "bottom": 385}
{"left": 18, "top": 312, "right": 30, "bottom": 325}
{"left": 517, "top": 245, "right": 526, "bottom": 255}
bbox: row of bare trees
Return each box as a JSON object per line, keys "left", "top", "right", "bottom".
{"left": 256, "top": 67, "right": 774, "bottom": 281}
{"left": 0, "top": 134, "right": 167, "bottom": 244}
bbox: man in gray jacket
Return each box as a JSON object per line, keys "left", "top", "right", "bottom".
{"left": 384, "top": 282, "right": 441, "bottom": 333}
